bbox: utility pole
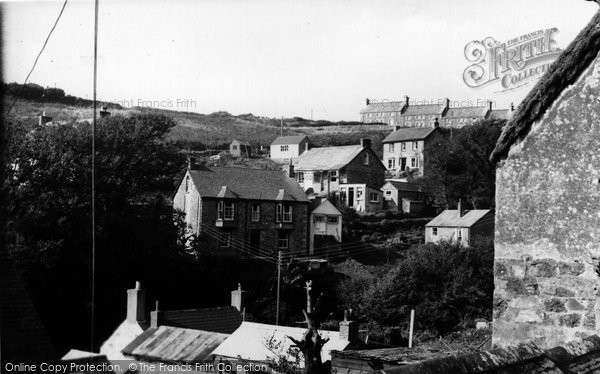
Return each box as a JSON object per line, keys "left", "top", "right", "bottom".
{"left": 276, "top": 251, "right": 282, "bottom": 326}
{"left": 91, "top": 0, "right": 99, "bottom": 353}
{"left": 280, "top": 116, "right": 283, "bottom": 137}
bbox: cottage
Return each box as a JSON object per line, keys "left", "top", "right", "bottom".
{"left": 229, "top": 139, "right": 251, "bottom": 158}
{"left": 381, "top": 181, "right": 424, "bottom": 213}
{"left": 424, "top": 202, "right": 493, "bottom": 246}
{"left": 270, "top": 135, "right": 309, "bottom": 163}
{"left": 173, "top": 166, "right": 309, "bottom": 256}
{"left": 310, "top": 199, "right": 342, "bottom": 254}
{"left": 294, "top": 139, "right": 386, "bottom": 202}
{"left": 381, "top": 126, "right": 442, "bottom": 178}
{"left": 442, "top": 102, "right": 492, "bottom": 128}
{"left": 490, "top": 9, "right": 600, "bottom": 349}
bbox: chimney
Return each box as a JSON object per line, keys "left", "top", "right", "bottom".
{"left": 305, "top": 142, "right": 310, "bottom": 152}
{"left": 432, "top": 118, "right": 439, "bottom": 128}
{"left": 339, "top": 309, "right": 359, "bottom": 342}
{"left": 126, "top": 281, "right": 146, "bottom": 324}
{"left": 488, "top": 100, "right": 494, "bottom": 111}
{"left": 99, "top": 106, "right": 111, "bottom": 118}
{"left": 231, "top": 283, "right": 245, "bottom": 312}
{"left": 366, "top": 98, "right": 370, "bottom": 106}
{"left": 394, "top": 125, "right": 400, "bottom": 132}
{"left": 150, "top": 300, "right": 162, "bottom": 328}
{"left": 39, "top": 111, "right": 52, "bottom": 126}
{"left": 187, "top": 156, "right": 196, "bottom": 170}
{"left": 510, "top": 102, "right": 515, "bottom": 111}
{"left": 360, "top": 138, "right": 371, "bottom": 149}
{"left": 402, "top": 95, "right": 409, "bottom": 107}
{"left": 283, "top": 163, "right": 295, "bottom": 178}
{"left": 458, "top": 199, "right": 464, "bottom": 217}
{"left": 444, "top": 97, "right": 450, "bottom": 109}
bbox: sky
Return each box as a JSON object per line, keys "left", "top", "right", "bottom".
{"left": 2, "top": 0, "right": 598, "bottom": 121}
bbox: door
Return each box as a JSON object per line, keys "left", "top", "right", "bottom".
{"left": 348, "top": 187, "right": 354, "bottom": 207}
{"left": 400, "top": 158, "right": 407, "bottom": 171}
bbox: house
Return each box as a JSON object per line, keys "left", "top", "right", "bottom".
{"left": 381, "top": 181, "right": 424, "bottom": 213}
{"left": 229, "top": 139, "right": 251, "bottom": 158}
{"left": 339, "top": 184, "right": 383, "bottom": 213}
{"left": 173, "top": 166, "right": 310, "bottom": 256}
{"left": 360, "top": 98, "right": 406, "bottom": 125}
{"left": 399, "top": 97, "right": 448, "bottom": 128}
{"left": 212, "top": 319, "right": 355, "bottom": 371}
{"left": 442, "top": 102, "right": 492, "bottom": 128}
{"left": 294, "top": 139, "right": 386, "bottom": 201}
{"left": 489, "top": 9, "right": 600, "bottom": 350}
{"left": 381, "top": 126, "right": 442, "bottom": 178}
{"left": 100, "top": 282, "right": 244, "bottom": 360}
{"left": 424, "top": 202, "right": 493, "bottom": 246}
{"left": 310, "top": 199, "right": 342, "bottom": 254}
{"left": 270, "top": 135, "right": 309, "bottom": 163}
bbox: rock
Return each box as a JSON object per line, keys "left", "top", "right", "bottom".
{"left": 559, "top": 313, "right": 581, "bottom": 328}
{"left": 544, "top": 298, "right": 566, "bottom": 313}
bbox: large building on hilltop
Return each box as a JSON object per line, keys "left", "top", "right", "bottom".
{"left": 360, "top": 96, "right": 512, "bottom": 128}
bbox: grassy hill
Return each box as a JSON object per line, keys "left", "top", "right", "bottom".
{"left": 4, "top": 90, "right": 392, "bottom": 157}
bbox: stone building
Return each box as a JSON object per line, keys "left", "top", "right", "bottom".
{"left": 173, "top": 166, "right": 309, "bottom": 256}
{"left": 381, "top": 125, "right": 443, "bottom": 177}
{"left": 489, "top": 9, "right": 600, "bottom": 349}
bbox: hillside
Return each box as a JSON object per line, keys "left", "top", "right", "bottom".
{"left": 3, "top": 86, "right": 392, "bottom": 156}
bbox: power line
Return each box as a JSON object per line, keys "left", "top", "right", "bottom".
{"left": 4, "top": 0, "right": 69, "bottom": 120}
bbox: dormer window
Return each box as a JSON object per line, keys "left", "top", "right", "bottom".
{"left": 217, "top": 201, "right": 235, "bottom": 221}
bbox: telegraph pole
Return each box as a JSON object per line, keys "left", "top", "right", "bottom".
{"left": 276, "top": 251, "right": 282, "bottom": 325}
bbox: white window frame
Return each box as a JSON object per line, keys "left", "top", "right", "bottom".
{"left": 432, "top": 227, "right": 438, "bottom": 236}
{"left": 297, "top": 172, "right": 304, "bottom": 183}
{"left": 369, "top": 192, "right": 379, "bottom": 203}
{"left": 280, "top": 145, "right": 289, "bottom": 152}
{"left": 218, "top": 201, "right": 235, "bottom": 221}
{"left": 389, "top": 143, "right": 395, "bottom": 152}
{"left": 412, "top": 141, "right": 418, "bottom": 150}
{"left": 330, "top": 170, "right": 338, "bottom": 182}
{"left": 387, "top": 158, "right": 395, "bottom": 169}
{"left": 411, "top": 157, "right": 418, "bottom": 168}
{"left": 401, "top": 142, "right": 406, "bottom": 151}
{"left": 251, "top": 203, "right": 260, "bottom": 222}
{"left": 277, "top": 203, "right": 293, "bottom": 223}
{"left": 327, "top": 216, "right": 338, "bottom": 224}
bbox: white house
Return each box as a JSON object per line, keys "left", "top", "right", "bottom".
{"left": 270, "top": 135, "right": 309, "bottom": 163}
{"left": 339, "top": 184, "right": 383, "bottom": 213}
{"left": 424, "top": 202, "right": 494, "bottom": 246}
{"left": 310, "top": 199, "right": 342, "bottom": 254}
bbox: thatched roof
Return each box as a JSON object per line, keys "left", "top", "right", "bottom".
{"left": 490, "top": 9, "right": 600, "bottom": 163}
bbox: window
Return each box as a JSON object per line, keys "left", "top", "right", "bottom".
{"left": 330, "top": 170, "right": 338, "bottom": 182}
{"left": 411, "top": 157, "right": 419, "bottom": 168}
{"left": 217, "top": 201, "right": 235, "bottom": 220}
{"left": 276, "top": 204, "right": 293, "bottom": 223}
{"left": 314, "top": 215, "right": 325, "bottom": 223}
{"left": 280, "top": 145, "right": 289, "bottom": 152}
{"left": 297, "top": 172, "right": 304, "bottom": 183}
{"left": 456, "top": 229, "right": 462, "bottom": 241}
{"left": 219, "top": 231, "right": 231, "bottom": 247}
{"left": 405, "top": 122, "right": 412, "bottom": 126}
{"left": 364, "top": 153, "right": 370, "bottom": 165}
{"left": 185, "top": 175, "right": 191, "bottom": 193}
{"left": 356, "top": 187, "right": 363, "bottom": 199}
{"left": 251, "top": 203, "right": 260, "bottom": 222}
{"left": 278, "top": 231, "right": 289, "bottom": 250}
{"left": 412, "top": 141, "right": 418, "bottom": 150}
{"left": 385, "top": 190, "right": 392, "bottom": 196}
{"left": 387, "top": 158, "right": 396, "bottom": 169}
{"left": 327, "top": 216, "right": 338, "bottom": 224}
{"left": 432, "top": 227, "right": 438, "bottom": 236}
{"left": 232, "top": 145, "right": 238, "bottom": 150}
{"left": 389, "top": 143, "right": 395, "bottom": 152}
{"left": 401, "top": 142, "right": 406, "bottom": 151}
{"left": 369, "top": 192, "right": 379, "bottom": 203}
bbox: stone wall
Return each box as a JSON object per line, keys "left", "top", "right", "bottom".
{"left": 493, "top": 56, "right": 600, "bottom": 348}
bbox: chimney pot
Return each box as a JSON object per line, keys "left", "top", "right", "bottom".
{"left": 231, "top": 284, "right": 245, "bottom": 312}
{"left": 458, "top": 199, "right": 463, "bottom": 217}
{"left": 150, "top": 300, "right": 162, "bottom": 328}
{"left": 339, "top": 318, "right": 359, "bottom": 342}
{"left": 127, "top": 282, "right": 146, "bottom": 324}
{"left": 360, "top": 138, "right": 371, "bottom": 149}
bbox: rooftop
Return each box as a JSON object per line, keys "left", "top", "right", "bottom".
{"left": 382, "top": 127, "right": 438, "bottom": 143}
{"left": 360, "top": 102, "right": 406, "bottom": 114}
{"left": 122, "top": 326, "right": 228, "bottom": 363}
{"left": 403, "top": 104, "right": 445, "bottom": 116}
{"left": 382, "top": 181, "right": 422, "bottom": 192}
{"left": 426, "top": 209, "right": 492, "bottom": 228}
{"left": 295, "top": 145, "right": 366, "bottom": 171}
{"left": 311, "top": 199, "right": 342, "bottom": 216}
{"left": 187, "top": 167, "right": 309, "bottom": 202}
{"left": 490, "top": 10, "right": 600, "bottom": 162}
{"left": 271, "top": 135, "right": 308, "bottom": 145}
{"left": 161, "top": 306, "right": 243, "bottom": 334}
{"left": 444, "top": 106, "right": 489, "bottom": 119}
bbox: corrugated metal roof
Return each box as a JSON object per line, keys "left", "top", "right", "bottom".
{"left": 162, "top": 306, "right": 243, "bottom": 334}
{"left": 212, "top": 322, "right": 349, "bottom": 364}
{"left": 444, "top": 107, "right": 489, "bottom": 119}
{"left": 360, "top": 102, "right": 405, "bottom": 114}
{"left": 294, "top": 145, "right": 364, "bottom": 171}
{"left": 122, "top": 326, "right": 228, "bottom": 363}
{"left": 403, "top": 104, "right": 445, "bottom": 116}
{"left": 382, "top": 127, "right": 437, "bottom": 143}
{"left": 381, "top": 181, "right": 421, "bottom": 192}
{"left": 188, "top": 167, "right": 309, "bottom": 202}
{"left": 311, "top": 199, "right": 342, "bottom": 216}
{"left": 270, "top": 135, "right": 308, "bottom": 145}
{"left": 425, "top": 209, "right": 492, "bottom": 228}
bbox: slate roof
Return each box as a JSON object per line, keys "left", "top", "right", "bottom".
{"left": 382, "top": 127, "right": 438, "bottom": 143}
{"left": 161, "top": 306, "right": 243, "bottom": 334}
{"left": 270, "top": 135, "right": 308, "bottom": 146}
{"left": 187, "top": 167, "right": 309, "bottom": 202}
{"left": 311, "top": 199, "right": 342, "bottom": 216}
{"left": 231, "top": 139, "right": 250, "bottom": 146}
{"left": 489, "top": 109, "right": 511, "bottom": 121}
{"left": 490, "top": 10, "right": 600, "bottom": 163}
{"left": 294, "top": 145, "right": 364, "bottom": 171}
{"left": 122, "top": 326, "right": 228, "bottom": 363}
{"left": 382, "top": 181, "right": 421, "bottom": 192}
{"left": 403, "top": 104, "right": 445, "bottom": 116}
{"left": 212, "top": 321, "right": 350, "bottom": 364}
{"left": 426, "top": 209, "right": 492, "bottom": 228}
{"left": 360, "top": 102, "right": 406, "bottom": 114}
{"left": 444, "top": 106, "right": 489, "bottom": 119}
